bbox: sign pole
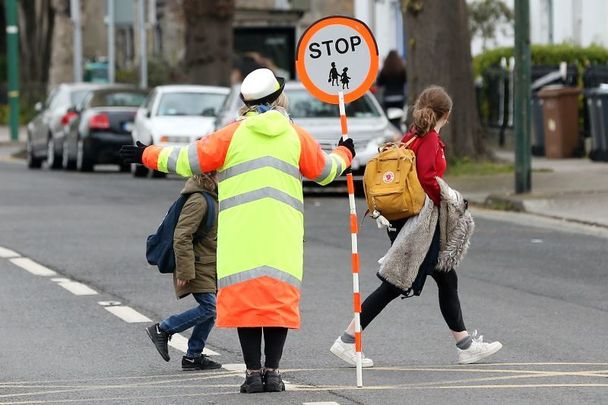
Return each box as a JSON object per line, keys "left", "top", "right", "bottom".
{"left": 296, "top": 16, "right": 377, "bottom": 388}
{"left": 339, "top": 91, "right": 363, "bottom": 388}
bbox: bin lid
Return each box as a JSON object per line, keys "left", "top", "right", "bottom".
{"left": 585, "top": 85, "right": 608, "bottom": 96}
{"left": 538, "top": 85, "right": 581, "bottom": 98}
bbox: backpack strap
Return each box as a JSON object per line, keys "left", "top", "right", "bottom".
{"left": 189, "top": 191, "right": 217, "bottom": 242}
{"left": 199, "top": 191, "right": 217, "bottom": 235}
{"left": 403, "top": 136, "right": 417, "bottom": 149}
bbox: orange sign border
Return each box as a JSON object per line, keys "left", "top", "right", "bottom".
{"left": 296, "top": 16, "right": 379, "bottom": 105}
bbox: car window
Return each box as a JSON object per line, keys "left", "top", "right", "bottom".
{"left": 70, "top": 89, "right": 91, "bottom": 107}
{"left": 88, "top": 91, "right": 147, "bottom": 107}
{"left": 48, "top": 88, "right": 69, "bottom": 110}
{"left": 287, "top": 89, "right": 381, "bottom": 118}
{"left": 145, "top": 90, "right": 157, "bottom": 111}
{"left": 157, "top": 92, "right": 227, "bottom": 116}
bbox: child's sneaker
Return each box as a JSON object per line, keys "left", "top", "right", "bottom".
{"left": 458, "top": 331, "right": 502, "bottom": 364}
{"left": 330, "top": 336, "right": 374, "bottom": 368}
{"left": 145, "top": 323, "right": 171, "bottom": 362}
{"left": 182, "top": 355, "right": 222, "bottom": 370}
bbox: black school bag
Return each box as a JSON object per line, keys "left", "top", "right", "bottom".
{"left": 146, "top": 191, "right": 216, "bottom": 274}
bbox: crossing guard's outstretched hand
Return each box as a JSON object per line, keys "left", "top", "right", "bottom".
{"left": 119, "top": 141, "right": 148, "bottom": 165}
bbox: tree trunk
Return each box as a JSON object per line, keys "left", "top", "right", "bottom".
{"left": 48, "top": 0, "right": 73, "bottom": 88}
{"left": 402, "top": 0, "right": 487, "bottom": 159}
{"left": 18, "top": 0, "right": 55, "bottom": 86}
{"left": 182, "top": 0, "right": 234, "bottom": 86}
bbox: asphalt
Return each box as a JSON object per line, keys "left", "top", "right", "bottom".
{"left": 0, "top": 158, "right": 606, "bottom": 404}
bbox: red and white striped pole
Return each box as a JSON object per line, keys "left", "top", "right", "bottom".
{"left": 339, "top": 91, "right": 363, "bottom": 388}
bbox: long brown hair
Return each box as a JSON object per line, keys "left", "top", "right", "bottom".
{"left": 411, "top": 86, "right": 452, "bottom": 136}
{"left": 379, "top": 50, "right": 406, "bottom": 77}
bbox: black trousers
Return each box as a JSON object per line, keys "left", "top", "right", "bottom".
{"left": 360, "top": 218, "right": 466, "bottom": 332}
{"left": 237, "top": 327, "right": 288, "bottom": 370}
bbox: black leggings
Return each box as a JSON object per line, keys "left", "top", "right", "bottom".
{"left": 360, "top": 272, "right": 466, "bottom": 332}
{"left": 237, "top": 327, "right": 288, "bottom": 370}
{"left": 360, "top": 218, "right": 466, "bottom": 332}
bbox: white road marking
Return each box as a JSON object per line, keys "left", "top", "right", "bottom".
{"left": 104, "top": 306, "right": 152, "bottom": 323}
{"left": 168, "top": 333, "right": 220, "bottom": 356}
{"left": 531, "top": 239, "right": 543, "bottom": 243}
{"left": 9, "top": 257, "right": 57, "bottom": 276}
{"left": 98, "top": 301, "right": 122, "bottom": 306}
{"left": 55, "top": 280, "right": 98, "bottom": 296}
{"left": 303, "top": 402, "right": 341, "bottom": 405}
{"left": 0, "top": 246, "right": 20, "bottom": 258}
{"left": 222, "top": 363, "right": 246, "bottom": 372}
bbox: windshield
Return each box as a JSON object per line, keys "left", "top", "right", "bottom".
{"left": 287, "top": 89, "right": 381, "bottom": 119}
{"left": 88, "top": 91, "right": 147, "bottom": 107}
{"left": 157, "top": 92, "right": 227, "bottom": 117}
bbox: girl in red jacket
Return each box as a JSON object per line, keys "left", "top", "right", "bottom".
{"left": 330, "top": 86, "right": 502, "bottom": 366}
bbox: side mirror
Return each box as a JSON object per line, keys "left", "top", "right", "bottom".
{"left": 386, "top": 108, "right": 405, "bottom": 121}
{"left": 34, "top": 102, "right": 43, "bottom": 112}
{"left": 145, "top": 109, "right": 151, "bottom": 118}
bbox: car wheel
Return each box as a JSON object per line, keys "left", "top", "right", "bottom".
{"left": 151, "top": 170, "right": 167, "bottom": 179}
{"left": 47, "top": 136, "right": 62, "bottom": 170}
{"left": 76, "top": 138, "right": 94, "bottom": 172}
{"left": 26, "top": 135, "right": 43, "bottom": 169}
{"left": 132, "top": 164, "right": 149, "bottom": 177}
{"left": 62, "top": 139, "right": 76, "bottom": 171}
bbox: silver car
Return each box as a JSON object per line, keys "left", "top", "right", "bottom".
{"left": 26, "top": 83, "right": 106, "bottom": 169}
{"left": 215, "top": 81, "right": 401, "bottom": 174}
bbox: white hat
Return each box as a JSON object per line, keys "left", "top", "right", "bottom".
{"left": 239, "top": 68, "right": 285, "bottom": 106}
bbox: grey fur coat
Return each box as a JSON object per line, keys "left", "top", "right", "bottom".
{"left": 377, "top": 177, "right": 475, "bottom": 293}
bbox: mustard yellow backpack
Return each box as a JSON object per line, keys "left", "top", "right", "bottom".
{"left": 363, "top": 138, "right": 426, "bottom": 220}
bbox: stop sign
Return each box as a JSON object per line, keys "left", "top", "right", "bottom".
{"left": 296, "top": 16, "right": 379, "bottom": 105}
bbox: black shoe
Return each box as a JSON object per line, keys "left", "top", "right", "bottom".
{"left": 263, "top": 369, "right": 285, "bottom": 392}
{"left": 145, "top": 323, "right": 171, "bottom": 362}
{"left": 240, "top": 370, "right": 264, "bottom": 394}
{"left": 182, "top": 355, "right": 222, "bottom": 370}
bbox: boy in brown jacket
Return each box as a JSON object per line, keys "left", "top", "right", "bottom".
{"left": 146, "top": 173, "right": 222, "bottom": 370}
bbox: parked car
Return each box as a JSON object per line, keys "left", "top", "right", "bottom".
{"left": 131, "top": 85, "right": 229, "bottom": 177}
{"left": 62, "top": 86, "right": 147, "bottom": 172}
{"left": 26, "top": 83, "right": 106, "bottom": 169}
{"left": 215, "top": 82, "right": 401, "bottom": 173}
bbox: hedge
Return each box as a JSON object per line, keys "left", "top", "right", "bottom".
{"left": 473, "top": 44, "right": 608, "bottom": 76}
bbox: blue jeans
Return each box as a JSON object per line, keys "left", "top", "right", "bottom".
{"left": 159, "top": 292, "right": 216, "bottom": 358}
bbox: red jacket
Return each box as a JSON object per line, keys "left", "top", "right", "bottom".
{"left": 402, "top": 130, "right": 446, "bottom": 206}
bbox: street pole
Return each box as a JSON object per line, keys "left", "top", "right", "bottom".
{"left": 138, "top": 0, "right": 147, "bottom": 89}
{"left": 107, "top": 0, "right": 115, "bottom": 83}
{"left": 547, "top": 0, "right": 554, "bottom": 44}
{"left": 514, "top": 0, "right": 531, "bottom": 193}
{"left": 5, "top": 0, "right": 19, "bottom": 142}
{"left": 70, "top": 0, "right": 83, "bottom": 82}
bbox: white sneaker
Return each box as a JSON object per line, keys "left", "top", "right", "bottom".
{"left": 330, "top": 337, "right": 374, "bottom": 368}
{"left": 457, "top": 330, "right": 503, "bottom": 364}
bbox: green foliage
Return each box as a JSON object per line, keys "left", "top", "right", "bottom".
{"left": 468, "top": 0, "right": 513, "bottom": 52}
{"left": 0, "top": 99, "right": 38, "bottom": 126}
{"left": 473, "top": 44, "right": 608, "bottom": 76}
{"left": 446, "top": 156, "right": 514, "bottom": 176}
{"left": 116, "top": 58, "right": 180, "bottom": 88}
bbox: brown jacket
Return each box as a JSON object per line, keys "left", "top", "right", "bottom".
{"left": 173, "top": 178, "right": 218, "bottom": 299}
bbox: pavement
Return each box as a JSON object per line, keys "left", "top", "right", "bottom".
{"left": 0, "top": 147, "right": 607, "bottom": 404}
{"left": 446, "top": 150, "right": 608, "bottom": 228}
